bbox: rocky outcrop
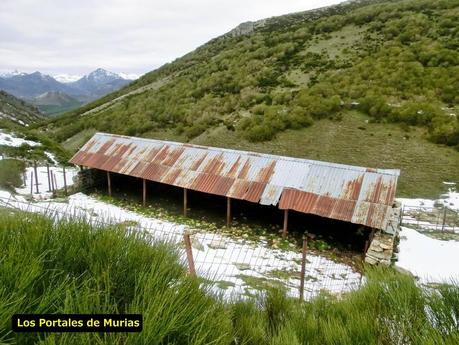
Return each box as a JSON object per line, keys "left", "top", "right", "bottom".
{"left": 228, "top": 20, "right": 266, "bottom": 37}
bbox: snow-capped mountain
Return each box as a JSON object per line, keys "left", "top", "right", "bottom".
{"left": 0, "top": 68, "right": 135, "bottom": 113}
{"left": 67, "top": 68, "right": 131, "bottom": 101}
{"left": 0, "top": 70, "right": 27, "bottom": 78}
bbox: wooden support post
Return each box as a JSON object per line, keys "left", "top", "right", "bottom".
{"left": 226, "top": 197, "right": 232, "bottom": 227}
{"left": 30, "top": 172, "right": 34, "bottom": 195}
{"left": 46, "top": 164, "right": 51, "bottom": 192}
{"left": 33, "top": 161, "right": 39, "bottom": 194}
{"left": 183, "top": 233, "right": 196, "bottom": 277}
{"left": 142, "top": 179, "right": 147, "bottom": 207}
{"left": 299, "top": 236, "right": 308, "bottom": 302}
{"left": 282, "top": 209, "right": 289, "bottom": 238}
{"left": 63, "top": 166, "right": 68, "bottom": 196}
{"left": 107, "top": 171, "right": 112, "bottom": 197}
{"left": 363, "top": 240, "right": 370, "bottom": 256}
{"left": 183, "top": 188, "right": 188, "bottom": 217}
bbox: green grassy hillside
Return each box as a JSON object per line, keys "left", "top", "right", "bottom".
{"left": 0, "top": 91, "right": 43, "bottom": 128}
{"left": 46, "top": 0, "right": 459, "bottom": 197}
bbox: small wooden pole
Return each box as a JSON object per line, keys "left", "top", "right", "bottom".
{"left": 183, "top": 233, "right": 196, "bottom": 277}
{"left": 441, "top": 208, "right": 447, "bottom": 232}
{"left": 53, "top": 172, "right": 58, "bottom": 195}
{"left": 183, "top": 188, "right": 188, "bottom": 217}
{"left": 107, "top": 171, "right": 112, "bottom": 197}
{"left": 33, "top": 161, "right": 39, "bottom": 194}
{"left": 282, "top": 209, "right": 289, "bottom": 238}
{"left": 50, "top": 170, "right": 54, "bottom": 192}
{"left": 142, "top": 178, "right": 147, "bottom": 207}
{"left": 63, "top": 166, "right": 68, "bottom": 196}
{"left": 30, "top": 171, "right": 34, "bottom": 195}
{"left": 46, "top": 164, "right": 51, "bottom": 192}
{"left": 226, "top": 197, "right": 232, "bottom": 227}
{"left": 299, "top": 236, "right": 308, "bottom": 302}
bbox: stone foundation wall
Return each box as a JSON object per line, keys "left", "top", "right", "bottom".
{"left": 74, "top": 168, "right": 105, "bottom": 190}
{"left": 365, "top": 232, "right": 395, "bottom": 266}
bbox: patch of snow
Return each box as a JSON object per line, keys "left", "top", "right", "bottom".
{"left": 0, "top": 130, "right": 40, "bottom": 147}
{"left": 397, "top": 188, "right": 459, "bottom": 212}
{"left": 44, "top": 151, "right": 58, "bottom": 165}
{"left": 396, "top": 227, "right": 459, "bottom": 284}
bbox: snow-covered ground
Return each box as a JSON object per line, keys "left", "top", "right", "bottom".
{"left": 0, "top": 190, "right": 362, "bottom": 300}
{"left": 0, "top": 130, "right": 59, "bottom": 163}
{"left": 395, "top": 184, "right": 459, "bottom": 284}
{"left": 0, "top": 130, "right": 40, "bottom": 147}
{"left": 396, "top": 226, "right": 459, "bottom": 284}
{"left": 397, "top": 186, "right": 459, "bottom": 232}
{"left": 16, "top": 165, "right": 78, "bottom": 199}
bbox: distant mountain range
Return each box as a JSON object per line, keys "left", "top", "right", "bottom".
{"left": 0, "top": 68, "right": 138, "bottom": 115}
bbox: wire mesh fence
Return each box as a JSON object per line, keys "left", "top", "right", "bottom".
{"left": 0, "top": 163, "right": 364, "bottom": 301}
{"left": 401, "top": 205, "right": 459, "bottom": 233}
{"left": 0, "top": 193, "right": 363, "bottom": 300}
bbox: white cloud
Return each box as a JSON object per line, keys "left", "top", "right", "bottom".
{"left": 0, "top": 0, "right": 343, "bottom": 75}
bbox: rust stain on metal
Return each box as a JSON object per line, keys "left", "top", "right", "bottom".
{"left": 256, "top": 161, "right": 276, "bottom": 183}
{"left": 237, "top": 159, "right": 251, "bottom": 180}
{"left": 190, "top": 153, "right": 207, "bottom": 171}
{"left": 342, "top": 175, "right": 363, "bottom": 201}
{"left": 70, "top": 132, "right": 401, "bottom": 230}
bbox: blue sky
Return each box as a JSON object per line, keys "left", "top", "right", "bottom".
{"left": 0, "top": 0, "right": 342, "bottom": 77}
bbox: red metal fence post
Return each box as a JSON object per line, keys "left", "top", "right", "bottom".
{"left": 183, "top": 232, "right": 196, "bottom": 277}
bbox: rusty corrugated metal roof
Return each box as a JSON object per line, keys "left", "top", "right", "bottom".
{"left": 70, "top": 132, "right": 400, "bottom": 230}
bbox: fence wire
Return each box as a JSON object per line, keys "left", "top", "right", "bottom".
{"left": 401, "top": 205, "right": 459, "bottom": 233}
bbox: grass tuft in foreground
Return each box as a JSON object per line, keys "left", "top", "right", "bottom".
{"left": 0, "top": 209, "right": 231, "bottom": 345}
{"left": 0, "top": 209, "right": 458, "bottom": 344}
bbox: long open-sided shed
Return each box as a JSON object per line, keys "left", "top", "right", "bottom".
{"left": 70, "top": 132, "right": 400, "bottom": 235}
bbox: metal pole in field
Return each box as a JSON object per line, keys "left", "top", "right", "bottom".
{"left": 63, "top": 166, "right": 68, "bottom": 195}
{"left": 50, "top": 170, "right": 55, "bottom": 193}
{"left": 33, "top": 160, "right": 39, "bottom": 194}
{"left": 183, "top": 232, "right": 196, "bottom": 277}
{"left": 282, "top": 209, "right": 289, "bottom": 238}
{"left": 226, "top": 197, "right": 232, "bottom": 227}
{"left": 23, "top": 171, "right": 27, "bottom": 187}
{"left": 30, "top": 171, "right": 34, "bottom": 195}
{"left": 142, "top": 178, "right": 146, "bottom": 207}
{"left": 441, "top": 208, "right": 447, "bottom": 232}
{"left": 299, "top": 236, "right": 308, "bottom": 302}
{"left": 183, "top": 188, "right": 188, "bottom": 217}
{"left": 46, "top": 164, "right": 51, "bottom": 192}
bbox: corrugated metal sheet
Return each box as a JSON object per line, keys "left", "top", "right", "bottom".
{"left": 70, "top": 132, "right": 400, "bottom": 230}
